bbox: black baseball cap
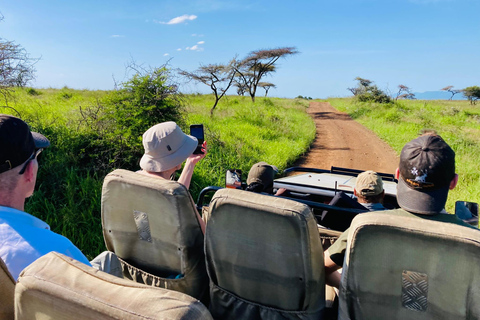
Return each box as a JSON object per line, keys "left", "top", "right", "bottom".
{"left": 397, "top": 134, "right": 455, "bottom": 215}
{"left": 0, "top": 114, "right": 50, "bottom": 174}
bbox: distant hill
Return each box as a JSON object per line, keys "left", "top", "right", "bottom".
{"left": 412, "top": 91, "right": 467, "bottom": 100}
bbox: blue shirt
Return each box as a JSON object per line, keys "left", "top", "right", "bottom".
{"left": 360, "top": 202, "right": 386, "bottom": 211}
{"left": 0, "top": 206, "right": 91, "bottom": 279}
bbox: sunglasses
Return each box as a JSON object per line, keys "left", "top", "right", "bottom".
{"left": 18, "top": 148, "right": 43, "bottom": 175}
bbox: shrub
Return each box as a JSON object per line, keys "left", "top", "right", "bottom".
{"left": 77, "top": 66, "right": 184, "bottom": 173}
{"left": 25, "top": 88, "right": 41, "bottom": 95}
{"left": 350, "top": 77, "right": 392, "bottom": 104}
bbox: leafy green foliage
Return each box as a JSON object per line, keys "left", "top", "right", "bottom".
{"left": 463, "top": 86, "right": 480, "bottom": 105}
{"left": 77, "top": 66, "right": 184, "bottom": 172}
{"left": 25, "top": 88, "right": 41, "bottom": 95}
{"left": 349, "top": 77, "right": 392, "bottom": 104}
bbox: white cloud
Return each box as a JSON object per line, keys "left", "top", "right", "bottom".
{"left": 158, "top": 14, "right": 197, "bottom": 25}
{"left": 110, "top": 35, "right": 124, "bottom": 38}
{"left": 191, "top": 33, "right": 204, "bottom": 37}
{"left": 197, "top": 41, "right": 205, "bottom": 45}
{"left": 163, "top": 53, "right": 169, "bottom": 56}
{"left": 177, "top": 48, "right": 182, "bottom": 51}
{"left": 186, "top": 44, "right": 203, "bottom": 51}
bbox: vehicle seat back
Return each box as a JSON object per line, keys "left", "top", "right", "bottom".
{"left": 0, "top": 257, "right": 15, "bottom": 320}
{"left": 319, "top": 191, "right": 368, "bottom": 232}
{"left": 205, "top": 188, "right": 325, "bottom": 319}
{"left": 101, "top": 169, "right": 207, "bottom": 299}
{"left": 15, "top": 252, "right": 213, "bottom": 320}
{"left": 339, "top": 212, "right": 480, "bottom": 320}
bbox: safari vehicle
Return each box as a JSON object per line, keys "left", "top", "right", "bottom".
{"left": 2, "top": 167, "right": 479, "bottom": 320}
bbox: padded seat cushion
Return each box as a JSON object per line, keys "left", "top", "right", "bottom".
{"left": 206, "top": 189, "right": 325, "bottom": 318}
{"left": 15, "top": 252, "right": 212, "bottom": 320}
{"left": 101, "top": 169, "right": 207, "bottom": 299}
{"left": 340, "top": 213, "right": 480, "bottom": 320}
{"left": 0, "top": 257, "right": 15, "bottom": 320}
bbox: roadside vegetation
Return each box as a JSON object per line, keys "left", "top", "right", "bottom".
{"left": 2, "top": 87, "right": 315, "bottom": 259}
{"left": 328, "top": 98, "right": 480, "bottom": 211}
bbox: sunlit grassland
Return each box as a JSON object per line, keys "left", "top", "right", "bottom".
{"left": 182, "top": 94, "right": 316, "bottom": 196}
{"left": 5, "top": 87, "right": 108, "bottom": 128}
{"left": 328, "top": 98, "right": 480, "bottom": 211}
{"left": 3, "top": 88, "right": 315, "bottom": 258}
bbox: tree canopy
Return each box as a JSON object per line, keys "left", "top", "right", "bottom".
{"left": 463, "top": 86, "right": 480, "bottom": 105}
{"left": 235, "top": 47, "right": 298, "bottom": 102}
{"left": 0, "top": 14, "right": 38, "bottom": 102}
{"left": 179, "top": 60, "right": 236, "bottom": 115}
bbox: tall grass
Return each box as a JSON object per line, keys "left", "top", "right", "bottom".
{"left": 328, "top": 98, "right": 480, "bottom": 211}
{"left": 183, "top": 95, "right": 316, "bottom": 196}
{"left": 3, "top": 88, "right": 315, "bottom": 258}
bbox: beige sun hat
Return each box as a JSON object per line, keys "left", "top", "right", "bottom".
{"left": 355, "top": 170, "right": 384, "bottom": 196}
{"left": 139, "top": 122, "right": 197, "bottom": 172}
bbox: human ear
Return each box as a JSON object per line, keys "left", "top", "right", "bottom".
{"left": 24, "top": 159, "right": 38, "bottom": 183}
{"left": 395, "top": 168, "right": 400, "bottom": 179}
{"left": 449, "top": 173, "right": 459, "bottom": 190}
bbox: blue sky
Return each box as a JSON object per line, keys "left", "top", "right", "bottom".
{"left": 1, "top": 0, "right": 479, "bottom": 98}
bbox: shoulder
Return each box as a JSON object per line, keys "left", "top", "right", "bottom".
{"left": 0, "top": 207, "right": 50, "bottom": 230}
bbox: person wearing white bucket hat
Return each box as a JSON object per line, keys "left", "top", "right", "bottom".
{"left": 138, "top": 121, "right": 208, "bottom": 233}
{"left": 139, "top": 121, "right": 208, "bottom": 189}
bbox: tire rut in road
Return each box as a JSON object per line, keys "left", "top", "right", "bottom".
{"left": 294, "top": 101, "right": 399, "bottom": 175}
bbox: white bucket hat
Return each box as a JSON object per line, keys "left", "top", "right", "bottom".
{"left": 140, "top": 122, "right": 197, "bottom": 172}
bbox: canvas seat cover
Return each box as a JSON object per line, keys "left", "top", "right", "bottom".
{"left": 14, "top": 252, "right": 213, "bottom": 319}
{"left": 0, "top": 257, "right": 15, "bottom": 320}
{"left": 101, "top": 169, "right": 207, "bottom": 299}
{"left": 339, "top": 212, "right": 480, "bottom": 320}
{"left": 205, "top": 189, "right": 325, "bottom": 319}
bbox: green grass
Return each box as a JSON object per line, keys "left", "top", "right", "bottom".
{"left": 3, "top": 88, "right": 315, "bottom": 259}
{"left": 183, "top": 95, "right": 316, "bottom": 195}
{"left": 328, "top": 98, "right": 480, "bottom": 212}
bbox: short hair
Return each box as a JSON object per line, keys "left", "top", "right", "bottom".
{"left": 0, "top": 166, "right": 22, "bottom": 195}
{"left": 356, "top": 192, "right": 384, "bottom": 204}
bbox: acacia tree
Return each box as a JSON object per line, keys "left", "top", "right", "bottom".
{"left": 258, "top": 82, "right": 275, "bottom": 97}
{"left": 441, "top": 85, "right": 461, "bottom": 100}
{"left": 0, "top": 14, "right": 38, "bottom": 102}
{"left": 396, "top": 85, "right": 415, "bottom": 100}
{"left": 179, "top": 61, "right": 237, "bottom": 115}
{"left": 462, "top": 86, "right": 480, "bottom": 105}
{"left": 234, "top": 82, "right": 247, "bottom": 96}
{"left": 234, "top": 47, "right": 298, "bottom": 102}
{"left": 348, "top": 77, "right": 391, "bottom": 103}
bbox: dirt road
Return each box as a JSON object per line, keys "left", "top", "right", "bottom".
{"left": 294, "top": 101, "right": 399, "bottom": 175}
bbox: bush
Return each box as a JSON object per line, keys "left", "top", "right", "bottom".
{"left": 350, "top": 77, "right": 392, "bottom": 104}
{"left": 25, "top": 88, "right": 41, "bottom": 95}
{"left": 463, "top": 86, "right": 480, "bottom": 105}
{"left": 77, "top": 66, "right": 184, "bottom": 173}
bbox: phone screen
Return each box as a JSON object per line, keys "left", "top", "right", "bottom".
{"left": 190, "top": 124, "right": 204, "bottom": 154}
{"left": 190, "top": 125, "right": 204, "bottom": 143}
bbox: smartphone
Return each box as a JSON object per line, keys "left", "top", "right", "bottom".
{"left": 226, "top": 169, "right": 242, "bottom": 189}
{"left": 190, "top": 124, "right": 204, "bottom": 154}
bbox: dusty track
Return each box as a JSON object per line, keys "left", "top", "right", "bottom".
{"left": 294, "top": 101, "right": 399, "bottom": 175}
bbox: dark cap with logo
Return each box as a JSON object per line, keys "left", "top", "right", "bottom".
{"left": 397, "top": 134, "right": 455, "bottom": 215}
{"left": 0, "top": 114, "right": 50, "bottom": 174}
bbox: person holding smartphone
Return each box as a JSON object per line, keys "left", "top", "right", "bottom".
{"left": 138, "top": 121, "right": 207, "bottom": 233}
{"left": 138, "top": 121, "right": 207, "bottom": 190}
